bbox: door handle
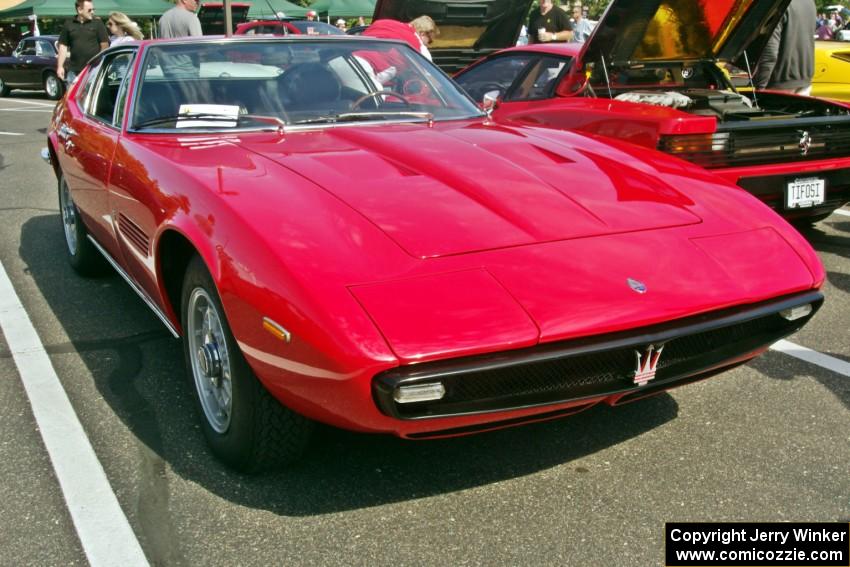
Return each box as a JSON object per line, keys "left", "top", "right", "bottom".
{"left": 58, "top": 125, "right": 77, "bottom": 139}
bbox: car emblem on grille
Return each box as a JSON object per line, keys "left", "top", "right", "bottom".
{"left": 798, "top": 130, "right": 812, "bottom": 156}
{"left": 634, "top": 344, "right": 664, "bottom": 386}
{"left": 627, "top": 278, "right": 647, "bottom": 294}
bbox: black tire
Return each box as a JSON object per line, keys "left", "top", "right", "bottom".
{"left": 0, "top": 76, "right": 9, "bottom": 97}
{"left": 58, "top": 173, "right": 108, "bottom": 275}
{"left": 43, "top": 72, "right": 64, "bottom": 100}
{"left": 181, "top": 255, "right": 313, "bottom": 472}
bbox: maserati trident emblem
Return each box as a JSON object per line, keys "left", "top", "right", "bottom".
{"left": 634, "top": 344, "right": 664, "bottom": 386}
{"left": 627, "top": 278, "right": 647, "bottom": 294}
{"left": 798, "top": 130, "right": 812, "bottom": 156}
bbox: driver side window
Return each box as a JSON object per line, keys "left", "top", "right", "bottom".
{"left": 20, "top": 40, "right": 36, "bottom": 56}
{"left": 455, "top": 54, "right": 533, "bottom": 103}
{"left": 88, "top": 51, "right": 137, "bottom": 127}
{"left": 506, "top": 56, "right": 569, "bottom": 101}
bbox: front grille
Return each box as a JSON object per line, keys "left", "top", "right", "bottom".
{"left": 658, "top": 124, "right": 850, "bottom": 169}
{"left": 373, "top": 292, "right": 822, "bottom": 420}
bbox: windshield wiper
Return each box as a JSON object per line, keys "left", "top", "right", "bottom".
{"left": 291, "top": 111, "right": 434, "bottom": 126}
{"left": 134, "top": 113, "right": 286, "bottom": 131}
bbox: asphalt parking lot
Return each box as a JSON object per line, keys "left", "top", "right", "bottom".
{"left": 0, "top": 91, "right": 848, "bottom": 567}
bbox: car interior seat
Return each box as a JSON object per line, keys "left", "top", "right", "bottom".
{"left": 280, "top": 62, "right": 342, "bottom": 111}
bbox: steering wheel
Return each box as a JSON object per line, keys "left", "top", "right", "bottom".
{"left": 471, "top": 82, "right": 505, "bottom": 99}
{"left": 351, "top": 90, "right": 411, "bottom": 110}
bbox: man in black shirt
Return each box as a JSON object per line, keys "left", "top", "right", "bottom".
{"left": 56, "top": 0, "right": 108, "bottom": 85}
{"left": 528, "top": 0, "right": 573, "bottom": 43}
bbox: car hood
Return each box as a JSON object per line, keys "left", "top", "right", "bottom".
{"left": 581, "top": 0, "right": 791, "bottom": 69}
{"left": 238, "top": 121, "right": 701, "bottom": 259}
{"left": 197, "top": 2, "right": 252, "bottom": 35}
{"left": 371, "top": 0, "right": 533, "bottom": 50}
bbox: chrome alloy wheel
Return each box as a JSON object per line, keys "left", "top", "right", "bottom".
{"left": 44, "top": 74, "right": 60, "bottom": 98}
{"left": 59, "top": 177, "right": 78, "bottom": 256}
{"left": 187, "top": 288, "right": 233, "bottom": 433}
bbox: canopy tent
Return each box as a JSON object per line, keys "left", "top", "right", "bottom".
{"left": 0, "top": 0, "right": 175, "bottom": 19}
{"left": 247, "top": 0, "right": 309, "bottom": 19}
{"left": 114, "top": 0, "right": 177, "bottom": 17}
{"left": 308, "top": 0, "right": 375, "bottom": 18}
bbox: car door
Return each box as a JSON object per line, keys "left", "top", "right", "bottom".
{"left": 57, "top": 49, "right": 137, "bottom": 263}
{"left": 9, "top": 38, "right": 39, "bottom": 87}
{"left": 106, "top": 51, "right": 171, "bottom": 301}
{"left": 34, "top": 38, "right": 58, "bottom": 77}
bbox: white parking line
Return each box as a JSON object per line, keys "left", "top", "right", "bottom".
{"left": 0, "top": 260, "right": 149, "bottom": 566}
{"left": 0, "top": 108, "right": 53, "bottom": 113}
{"left": 771, "top": 339, "right": 850, "bottom": 377}
{"left": 0, "top": 98, "right": 56, "bottom": 108}
{"left": 0, "top": 131, "right": 24, "bottom": 136}
{"left": 835, "top": 209, "right": 850, "bottom": 218}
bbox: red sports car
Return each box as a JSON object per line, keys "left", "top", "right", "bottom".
{"left": 45, "top": 35, "right": 824, "bottom": 471}
{"left": 453, "top": 0, "right": 850, "bottom": 222}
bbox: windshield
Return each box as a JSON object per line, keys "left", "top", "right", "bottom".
{"left": 132, "top": 39, "right": 482, "bottom": 131}
{"left": 288, "top": 21, "right": 345, "bottom": 35}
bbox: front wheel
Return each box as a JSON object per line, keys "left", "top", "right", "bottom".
{"left": 43, "top": 72, "right": 64, "bottom": 100}
{"left": 181, "top": 256, "right": 313, "bottom": 472}
{"left": 0, "top": 76, "right": 9, "bottom": 97}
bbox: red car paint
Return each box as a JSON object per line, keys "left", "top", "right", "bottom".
{"left": 46, "top": 37, "right": 823, "bottom": 445}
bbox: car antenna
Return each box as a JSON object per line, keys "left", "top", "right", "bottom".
{"left": 265, "top": 0, "right": 283, "bottom": 23}
{"left": 743, "top": 50, "right": 759, "bottom": 107}
{"left": 601, "top": 54, "right": 613, "bottom": 100}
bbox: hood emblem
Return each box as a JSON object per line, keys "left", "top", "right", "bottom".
{"left": 627, "top": 278, "right": 647, "bottom": 294}
{"left": 798, "top": 131, "right": 811, "bottom": 156}
{"left": 634, "top": 344, "right": 664, "bottom": 386}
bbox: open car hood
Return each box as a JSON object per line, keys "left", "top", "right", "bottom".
{"left": 372, "top": 0, "right": 533, "bottom": 51}
{"left": 580, "top": 0, "right": 791, "bottom": 69}
{"left": 198, "top": 2, "right": 252, "bottom": 35}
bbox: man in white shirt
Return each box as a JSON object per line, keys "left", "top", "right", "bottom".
{"left": 570, "top": 1, "right": 595, "bottom": 44}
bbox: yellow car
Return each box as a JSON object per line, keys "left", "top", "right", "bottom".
{"left": 812, "top": 40, "right": 850, "bottom": 101}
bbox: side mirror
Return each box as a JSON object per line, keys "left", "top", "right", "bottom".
{"left": 481, "top": 90, "right": 500, "bottom": 115}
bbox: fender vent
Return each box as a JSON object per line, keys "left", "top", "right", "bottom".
{"left": 118, "top": 213, "right": 150, "bottom": 256}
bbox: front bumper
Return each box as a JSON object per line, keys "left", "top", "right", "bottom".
{"left": 373, "top": 291, "right": 822, "bottom": 424}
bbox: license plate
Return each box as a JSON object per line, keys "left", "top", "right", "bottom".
{"left": 786, "top": 178, "right": 825, "bottom": 209}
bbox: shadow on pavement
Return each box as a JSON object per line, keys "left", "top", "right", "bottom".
{"left": 798, "top": 217, "right": 850, "bottom": 261}
{"left": 750, "top": 350, "right": 850, "bottom": 416}
{"left": 19, "top": 214, "right": 679, "bottom": 517}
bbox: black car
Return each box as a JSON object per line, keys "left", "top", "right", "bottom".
{"left": 0, "top": 35, "right": 64, "bottom": 99}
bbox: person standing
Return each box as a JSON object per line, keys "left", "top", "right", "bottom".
{"left": 158, "top": 0, "right": 202, "bottom": 39}
{"left": 570, "top": 2, "right": 594, "bottom": 43}
{"left": 107, "top": 12, "right": 143, "bottom": 45}
{"left": 528, "top": 0, "right": 573, "bottom": 44}
{"left": 56, "top": 0, "right": 109, "bottom": 85}
{"left": 754, "top": 0, "right": 817, "bottom": 95}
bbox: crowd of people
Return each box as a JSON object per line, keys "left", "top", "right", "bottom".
{"left": 50, "top": 0, "right": 834, "bottom": 97}
{"left": 816, "top": 8, "right": 846, "bottom": 39}
{"left": 519, "top": 0, "right": 596, "bottom": 45}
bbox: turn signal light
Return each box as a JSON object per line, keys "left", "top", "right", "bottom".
{"left": 779, "top": 304, "right": 812, "bottom": 321}
{"left": 394, "top": 383, "right": 446, "bottom": 404}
